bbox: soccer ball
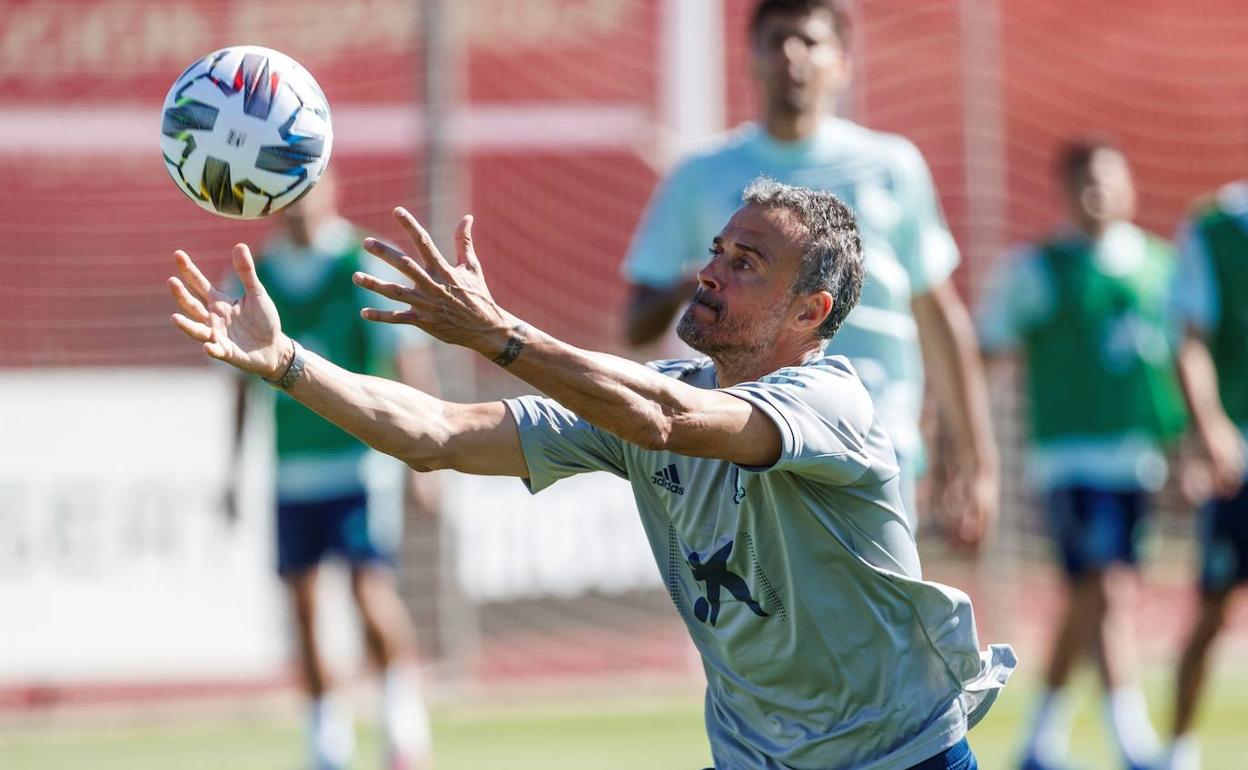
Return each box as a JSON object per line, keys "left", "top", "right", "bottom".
{"left": 160, "top": 45, "right": 333, "bottom": 219}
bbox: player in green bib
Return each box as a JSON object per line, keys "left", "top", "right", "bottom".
{"left": 226, "top": 176, "right": 432, "bottom": 770}
{"left": 977, "top": 139, "right": 1186, "bottom": 770}
{"left": 1158, "top": 180, "right": 1248, "bottom": 770}
{"left": 170, "top": 178, "right": 1014, "bottom": 769}
{"left": 622, "top": 0, "right": 998, "bottom": 546}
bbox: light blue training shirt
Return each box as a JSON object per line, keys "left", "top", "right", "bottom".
{"left": 506, "top": 354, "right": 1014, "bottom": 770}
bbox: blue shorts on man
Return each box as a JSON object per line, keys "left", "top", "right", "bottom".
{"left": 1199, "top": 487, "right": 1248, "bottom": 595}
{"left": 277, "top": 491, "right": 390, "bottom": 577}
{"left": 1047, "top": 486, "right": 1149, "bottom": 579}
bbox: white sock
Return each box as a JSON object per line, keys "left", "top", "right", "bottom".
{"left": 1022, "top": 688, "right": 1071, "bottom": 764}
{"left": 382, "top": 666, "right": 432, "bottom": 766}
{"left": 1163, "top": 733, "right": 1201, "bottom": 770}
{"left": 309, "top": 692, "right": 355, "bottom": 770}
{"left": 1106, "top": 686, "right": 1161, "bottom": 765}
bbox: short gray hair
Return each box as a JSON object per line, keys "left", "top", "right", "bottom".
{"left": 741, "top": 177, "right": 864, "bottom": 339}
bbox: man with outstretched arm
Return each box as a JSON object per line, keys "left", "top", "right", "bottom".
{"left": 169, "top": 178, "right": 1013, "bottom": 770}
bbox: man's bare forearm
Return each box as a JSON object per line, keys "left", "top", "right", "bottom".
{"left": 914, "top": 282, "right": 999, "bottom": 473}
{"left": 282, "top": 342, "right": 528, "bottom": 477}
{"left": 1177, "top": 334, "right": 1233, "bottom": 450}
{"left": 487, "top": 322, "right": 774, "bottom": 464}
{"left": 282, "top": 347, "right": 451, "bottom": 469}
{"left": 289, "top": 347, "right": 525, "bottom": 475}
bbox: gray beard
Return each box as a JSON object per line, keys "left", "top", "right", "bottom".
{"left": 675, "top": 304, "right": 718, "bottom": 354}
{"left": 676, "top": 305, "right": 770, "bottom": 374}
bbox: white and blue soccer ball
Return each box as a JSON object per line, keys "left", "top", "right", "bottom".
{"left": 160, "top": 45, "right": 333, "bottom": 219}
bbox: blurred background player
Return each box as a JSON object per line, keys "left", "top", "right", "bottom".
{"left": 1160, "top": 175, "right": 1248, "bottom": 770}
{"left": 976, "top": 138, "right": 1187, "bottom": 770}
{"left": 225, "top": 174, "right": 433, "bottom": 770}
{"left": 620, "top": 0, "right": 998, "bottom": 544}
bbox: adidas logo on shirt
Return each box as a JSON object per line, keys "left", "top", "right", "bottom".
{"left": 651, "top": 463, "right": 685, "bottom": 495}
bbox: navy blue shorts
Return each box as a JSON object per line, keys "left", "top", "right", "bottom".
{"left": 907, "top": 738, "right": 977, "bottom": 770}
{"left": 276, "top": 491, "right": 389, "bottom": 576}
{"left": 1199, "top": 486, "right": 1248, "bottom": 595}
{"left": 1046, "top": 486, "right": 1150, "bottom": 578}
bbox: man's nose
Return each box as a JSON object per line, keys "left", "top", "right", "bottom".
{"left": 781, "top": 36, "right": 806, "bottom": 64}
{"left": 697, "top": 260, "right": 723, "bottom": 292}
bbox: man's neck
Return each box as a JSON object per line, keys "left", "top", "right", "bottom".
{"left": 1073, "top": 218, "right": 1119, "bottom": 240}
{"left": 711, "top": 343, "right": 824, "bottom": 387}
{"left": 763, "top": 110, "right": 826, "bottom": 143}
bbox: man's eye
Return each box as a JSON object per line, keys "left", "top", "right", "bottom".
{"left": 735, "top": 258, "right": 752, "bottom": 270}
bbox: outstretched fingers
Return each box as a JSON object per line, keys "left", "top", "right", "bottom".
{"left": 171, "top": 312, "right": 212, "bottom": 343}
{"left": 170, "top": 310, "right": 229, "bottom": 362}
{"left": 360, "top": 307, "right": 423, "bottom": 325}
{"left": 174, "top": 250, "right": 216, "bottom": 304}
{"left": 168, "top": 276, "right": 211, "bottom": 322}
{"left": 455, "top": 214, "right": 482, "bottom": 272}
{"left": 362, "top": 236, "right": 425, "bottom": 281}
{"left": 204, "top": 314, "right": 231, "bottom": 359}
{"left": 230, "top": 243, "right": 265, "bottom": 296}
{"left": 169, "top": 248, "right": 244, "bottom": 364}
{"left": 393, "top": 207, "right": 454, "bottom": 275}
{"left": 352, "top": 270, "right": 423, "bottom": 305}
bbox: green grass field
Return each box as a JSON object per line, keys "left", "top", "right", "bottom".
{"left": 5, "top": 668, "right": 1248, "bottom": 770}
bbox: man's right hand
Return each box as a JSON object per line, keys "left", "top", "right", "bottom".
{"left": 168, "top": 243, "right": 290, "bottom": 379}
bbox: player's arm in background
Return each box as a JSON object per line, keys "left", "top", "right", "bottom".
{"left": 223, "top": 374, "right": 248, "bottom": 522}
{"left": 220, "top": 264, "right": 254, "bottom": 524}
{"left": 896, "top": 141, "right": 1000, "bottom": 547}
{"left": 622, "top": 161, "right": 704, "bottom": 347}
{"left": 973, "top": 244, "right": 1051, "bottom": 507}
{"left": 1172, "top": 222, "right": 1245, "bottom": 499}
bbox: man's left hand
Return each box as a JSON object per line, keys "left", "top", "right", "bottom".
{"left": 353, "top": 208, "right": 516, "bottom": 357}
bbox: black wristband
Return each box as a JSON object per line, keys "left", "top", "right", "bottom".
{"left": 492, "top": 323, "right": 528, "bottom": 367}
{"left": 262, "top": 338, "right": 305, "bottom": 389}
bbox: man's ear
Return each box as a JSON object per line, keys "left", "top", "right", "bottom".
{"left": 795, "top": 290, "right": 834, "bottom": 332}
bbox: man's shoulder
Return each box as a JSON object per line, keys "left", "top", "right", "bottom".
{"left": 737, "top": 355, "right": 879, "bottom": 438}
{"left": 763, "top": 354, "right": 863, "bottom": 387}
{"left": 998, "top": 240, "right": 1046, "bottom": 267}
{"left": 646, "top": 356, "right": 716, "bottom": 385}
{"left": 1031, "top": 229, "right": 1089, "bottom": 258}
{"left": 828, "top": 119, "right": 927, "bottom": 170}
{"left": 746, "top": 355, "right": 874, "bottom": 414}
{"left": 1137, "top": 226, "right": 1177, "bottom": 257}
{"left": 1203, "top": 181, "right": 1248, "bottom": 225}
{"left": 1182, "top": 182, "right": 1247, "bottom": 227}
{"left": 669, "top": 123, "right": 765, "bottom": 172}
{"left": 1216, "top": 180, "right": 1248, "bottom": 213}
